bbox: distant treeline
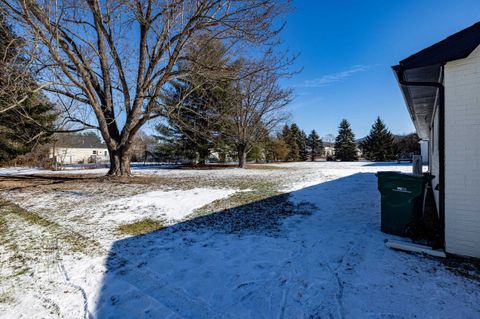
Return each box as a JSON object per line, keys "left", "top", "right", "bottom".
{"left": 154, "top": 116, "right": 420, "bottom": 164}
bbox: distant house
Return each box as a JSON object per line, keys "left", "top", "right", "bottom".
{"left": 323, "top": 142, "right": 363, "bottom": 159}
{"left": 51, "top": 134, "right": 109, "bottom": 164}
{"left": 393, "top": 22, "right": 480, "bottom": 258}
{"left": 323, "top": 143, "right": 335, "bottom": 158}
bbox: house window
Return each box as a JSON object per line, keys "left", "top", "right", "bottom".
{"left": 104, "top": 151, "right": 107, "bottom": 156}
{"left": 93, "top": 150, "right": 97, "bottom": 155}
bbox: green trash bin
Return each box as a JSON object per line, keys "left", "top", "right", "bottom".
{"left": 376, "top": 172, "right": 430, "bottom": 236}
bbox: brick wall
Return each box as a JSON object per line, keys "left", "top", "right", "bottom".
{"left": 444, "top": 45, "right": 480, "bottom": 258}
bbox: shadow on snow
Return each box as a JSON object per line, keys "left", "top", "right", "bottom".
{"left": 93, "top": 172, "right": 383, "bottom": 319}
{"left": 93, "top": 171, "right": 480, "bottom": 318}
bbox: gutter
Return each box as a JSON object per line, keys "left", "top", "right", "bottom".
{"left": 394, "top": 66, "right": 446, "bottom": 250}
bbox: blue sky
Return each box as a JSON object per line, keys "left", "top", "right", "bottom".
{"left": 283, "top": 0, "right": 480, "bottom": 138}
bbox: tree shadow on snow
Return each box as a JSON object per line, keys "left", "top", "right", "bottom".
{"left": 94, "top": 173, "right": 380, "bottom": 319}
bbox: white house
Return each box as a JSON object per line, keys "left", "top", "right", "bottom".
{"left": 323, "top": 143, "right": 335, "bottom": 158}
{"left": 51, "top": 134, "right": 109, "bottom": 164}
{"left": 393, "top": 22, "right": 480, "bottom": 258}
{"left": 322, "top": 142, "right": 363, "bottom": 160}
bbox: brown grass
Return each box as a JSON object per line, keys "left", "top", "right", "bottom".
{"left": 116, "top": 219, "right": 165, "bottom": 236}
{"left": 245, "top": 164, "right": 285, "bottom": 170}
{"left": 0, "top": 199, "right": 99, "bottom": 252}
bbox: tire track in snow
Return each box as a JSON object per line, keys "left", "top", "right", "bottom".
{"left": 284, "top": 173, "right": 373, "bottom": 319}
{"left": 105, "top": 252, "right": 232, "bottom": 319}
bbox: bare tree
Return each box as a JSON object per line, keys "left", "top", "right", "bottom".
{"left": 0, "top": 10, "right": 31, "bottom": 113}
{"left": 130, "top": 130, "right": 156, "bottom": 162}
{"left": 0, "top": 0, "right": 290, "bottom": 176}
{"left": 226, "top": 63, "right": 292, "bottom": 168}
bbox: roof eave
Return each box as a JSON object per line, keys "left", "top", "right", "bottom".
{"left": 392, "top": 66, "right": 428, "bottom": 139}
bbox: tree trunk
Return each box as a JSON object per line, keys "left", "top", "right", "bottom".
{"left": 198, "top": 148, "right": 209, "bottom": 166}
{"left": 238, "top": 144, "right": 247, "bottom": 168}
{"left": 107, "top": 147, "right": 132, "bottom": 176}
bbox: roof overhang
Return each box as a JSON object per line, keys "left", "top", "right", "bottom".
{"left": 393, "top": 65, "right": 442, "bottom": 140}
{"left": 393, "top": 22, "right": 480, "bottom": 140}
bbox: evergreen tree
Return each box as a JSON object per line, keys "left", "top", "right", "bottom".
{"left": 154, "top": 122, "right": 198, "bottom": 162}
{"left": 280, "top": 125, "right": 296, "bottom": 161}
{"left": 307, "top": 130, "right": 324, "bottom": 161}
{"left": 280, "top": 124, "right": 310, "bottom": 161}
{"left": 395, "top": 133, "right": 420, "bottom": 156}
{"left": 213, "top": 139, "right": 236, "bottom": 164}
{"left": 159, "top": 36, "right": 234, "bottom": 164}
{"left": 247, "top": 144, "right": 264, "bottom": 163}
{"left": 280, "top": 124, "right": 291, "bottom": 141}
{"left": 265, "top": 137, "right": 289, "bottom": 162}
{"left": 288, "top": 124, "right": 303, "bottom": 161}
{"left": 0, "top": 14, "right": 56, "bottom": 163}
{"left": 362, "top": 117, "right": 396, "bottom": 161}
{"left": 298, "top": 130, "right": 309, "bottom": 161}
{"left": 334, "top": 119, "right": 358, "bottom": 161}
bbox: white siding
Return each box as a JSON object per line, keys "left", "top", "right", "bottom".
{"left": 50, "top": 147, "right": 109, "bottom": 164}
{"left": 444, "top": 45, "right": 480, "bottom": 258}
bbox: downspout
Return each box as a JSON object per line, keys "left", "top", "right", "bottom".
{"left": 396, "top": 67, "right": 446, "bottom": 250}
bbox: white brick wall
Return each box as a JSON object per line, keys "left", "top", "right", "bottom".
{"left": 444, "top": 45, "right": 480, "bottom": 258}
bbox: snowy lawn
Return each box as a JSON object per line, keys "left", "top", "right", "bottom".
{"left": 0, "top": 162, "right": 479, "bottom": 318}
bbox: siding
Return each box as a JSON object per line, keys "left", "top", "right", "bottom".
{"left": 444, "top": 45, "right": 480, "bottom": 258}
{"left": 51, "top": 147, "right": 109, "bottom": 164}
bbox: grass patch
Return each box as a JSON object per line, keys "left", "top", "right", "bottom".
{"left": 184, "top": 177, "right": 315, "bottom": 235}
{"left": 117, "top": 219, "right": 165, "bottom": 236}
{"left": 0, "top": 214, "right": 30, "bottom": 278}
{"left": 192, "top": 180, "right": 280, "bottom": 218}
{"left": 0, "top": 199, "right": 99, "bottom": 252}
{"left": 0, "top": 292, "right": 15, "bottom": 304}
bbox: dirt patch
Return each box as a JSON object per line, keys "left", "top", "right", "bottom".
{"left": 245, "top": 164, "right": 286, "bottom": 170}
{"left": 442, "top": 256, "right": 480, "bottom": 281}
{"left": 0, "top": 172, "right": 280, "bottom": 194}
{"left": 0, "top": 174, "right": 103, "bottom": 191}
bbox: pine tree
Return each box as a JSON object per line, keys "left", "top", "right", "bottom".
{"left": 362, "top": 117, "right": 396, "bottom": 161}
{"left": 396, "top": 133, "right": 420, "bottom": 156}
{"left": 279, "top": 124, "right": 313, "bottom": 162}
{"left": 265, "top": 137, "right": 289, "bottom": 162}
{"left": 0, "top": 14, "right": 56, "bottom": 163}
{"left": 288, "top": 124, "right": 304, "bottom": 161}
{"left": 280, "top": 125, "right": 295, "bottom": 161}
{"left": 159, "top": 36, "right": 234, "bottom": 164}
{"left": 298, "top": 130, "right": 309, "bottom": 161}
{"left": 334, "top": 119, "right": 358, "bottom": 161}
{"left": 307, "top": 130, "right": 324, "bottom": 161}
{"left": 287, "top": 124, "right": 299, "bottom": 161}
{"left": 154, "top": 122, "right": 198, "bottom": 162}
{"left": 280, "top": 124, "right": 291, "bottom": 140}
{"left": 247, "top": 144, "right": 264, "bottom": 163}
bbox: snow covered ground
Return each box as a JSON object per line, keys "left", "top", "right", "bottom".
{"left": 0, "top": 162, "right": 478, "bottom": 318}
